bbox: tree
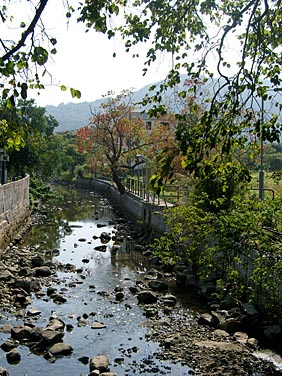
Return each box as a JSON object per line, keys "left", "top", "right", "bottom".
{"left": 3, "top": 0, "right": 282, "bottom": 168}
{"left": 76, "top": 90, "right": 152, "bottom": 194}
{"left": 6, "top": 99, "right": 59, "bottom": 178}
{"left": 78, "top": 0, "right": 282, "bottom": 192}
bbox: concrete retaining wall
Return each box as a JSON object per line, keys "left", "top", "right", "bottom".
{"left": 0, "top": 175, "right": 30, "bottom": 251}
{"left": 76, "top": 178, "right": 169, "bottom": 234}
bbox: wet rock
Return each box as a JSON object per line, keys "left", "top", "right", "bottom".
{"left": 129, "top": 286, "right": 139, "bottom": 294}
{"left": 31, "top": 255, "right": 45, "bottom": 267}
{"left": 11, "top": 325, "right": 33, "bottom": 340}
{"left": 48, "top": 342, "right": 73, "bottom": 356}
{"left": 0, "top": 270, "right": 14, "bottom": 282}
{"left": 40, "top": 329, "right": 64, "bottom": 345}
{"left": 148, "top": 280, "right": 169, "bottom": 293}
{"left": 6, "top": 348, "right": 21, "bottom": 364}
{"left": 137, "top": 290, "right": 158, "bottom": 304}
{"left": 91, "top": 321, "right": 106, "bottom": 329}
{"left": 100, "top": 232, "right": 111, "bottom": 243}
{"left": 78, "top": 356, "right": 89, "bottom": 364}
{"left": 52, "top": 294, "right": 67, "bottom": 304}
{"left": 47, "top": 317, "right": 65, "bottom": 331}
{"left": 198, "top": 313, "right": 214, "bottom": 326}
{"left": 115, "top": 292, "right": 124, "bottom": 301}
{"left": 1, "top": 338, "right": 19, "bottom": 352}
{"left": 27, "top": 308, "right": 41, "bottom": 317}
{"left": 97, "top": 223, "right": 106, "bottom": 228}
{"left": 90, "top": 355, "right": 109, "bottom": 372}
{"left": 0, "top": 367, "right": 9, "bottom": 376}
{"left": 94, "top": 245, "right": 107, "bottom": 252}
{"left": 14, "top": 278, "right": 31, "bottom": 292}
{"left": 34, "top": 266, "right": 52, "bottom": 277}
{"left": 77, "top": 317, "right": 88, "bottom": 327}
{"left": 0, "top": 324, "right": 12, "bottom": 334}
{"left": 218, "top": 318, "right": 242, "bottom": 334}
{"left": 161, "top": 294, "right": 177, "bottom": 307}
{"left": 46, "top": 287, "right": 57, "bottom": 296}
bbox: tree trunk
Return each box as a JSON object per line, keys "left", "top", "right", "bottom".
{"left": 112, "top": 168, "right": 126, "bottom": 195}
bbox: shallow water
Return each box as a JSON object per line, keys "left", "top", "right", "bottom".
{"left": 0, "top": 187, "right": 192, "bottom": 375}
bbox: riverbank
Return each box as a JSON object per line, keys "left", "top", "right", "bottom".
{"left": 0, "top": 188, "right": 281, "bottom": 375}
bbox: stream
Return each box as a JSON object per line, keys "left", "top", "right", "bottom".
{"left": 0, "top": 186, "right": 192, "bottom": 376}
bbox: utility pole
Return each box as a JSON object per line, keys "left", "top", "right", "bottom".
{"left": 258, "top": 98, "right": 264, "bottom": 200}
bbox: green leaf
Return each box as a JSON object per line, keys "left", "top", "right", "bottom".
{"left": 70, "top": 88, "right": 81, "bottom": 99}
{"left": 60, "top": 85, "right": 67, "bottom": 92}
{"left": 32, "top": 47, "right": 48, "bottom": 66}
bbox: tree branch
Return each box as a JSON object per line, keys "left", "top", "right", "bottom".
{"left": 2, "top": 0, "right": 49, "bottom": 62}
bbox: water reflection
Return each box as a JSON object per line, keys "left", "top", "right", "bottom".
{"left": 0, "top": 186, "right": 191, "bottom": 376}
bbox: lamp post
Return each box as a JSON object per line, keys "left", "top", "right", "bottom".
{"left": 258, "top": 98, "right": 264, "bottom": 200}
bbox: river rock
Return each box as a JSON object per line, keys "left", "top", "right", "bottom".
{"left": 194, "top": 340, "right": 243, "bottom": 352}
{"left": 100, "top": 232, "right": 111, "bottom": 243}
{"left": 90, "top": 355, "right": 109, "bottom": 372}
{"left": 47, "top": 318, "right": 65, "bottom": 331}
{"left": 78, "top": 356, "right": 89, "bottom": 364}
{"left": 115, "top": 292, "right": 124, "bottom": 301}
{"left": 234, "top": 331, "right": 248, "bottom": 344}
{"left": 198, "top": 313, "right": 214, "bottom": 326}
{"left": 48, "top": 342, "right": 73, "bottom": 356}
{"left": 0, "top": 270, "right": 14, "bottom": 281}
{"left": 0, "top": 367, "right": 9, "bottom": 376}
{"left": 6, "top": 348, "right": 21, "bottom": 364}
{"left": 1, "top": 338, "right": 19, "bottom": 352}
{"left": 14, "top": 278, "right": 31, "bottom": 292}
{"left": 11, "top": 325, "right": 33, "bottom": 340}
{"left": 52, "top": 294, "right": 67, "bottom": 304}
{"left": 31, "top": 255, "right": 45, "bottom": 267}
{"left": 27, "top": 308, "right": 41, "bottom": 316}
{"left": 91, "top": 321, "right": 106, "bottom": 329}
{"left": 218, "top": 318, "right": 242, "bottom": 334}
{"left": 148, "top": 280, "right": 169, "bottom": 292}
{"left": 161, "top": 294, "right": 177, "bottom": 307}
{"left": 40, "top": 329, "right": 64, "bottom": 345}
{"left": 34, "top": 266, "right": 52, "bottom": 277}
{"left": 137, "top": 290, "right": 158, "bottom": 304}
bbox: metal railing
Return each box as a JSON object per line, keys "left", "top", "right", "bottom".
{"left": 123, "top": 176, "right": 190, "bottom": 206}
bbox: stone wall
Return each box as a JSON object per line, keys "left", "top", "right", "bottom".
{"left": 0, "top": 175, "right": 30, "bottom": 252}
{"left": 76, "top": 178, "right": 169, "bottom": 234}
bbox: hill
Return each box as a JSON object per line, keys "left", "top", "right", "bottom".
{"left": 45, "top": 77, "right": 279, "bottom": 132}
{"left": 45, "top": 83, "right": 154, "bottom": 132}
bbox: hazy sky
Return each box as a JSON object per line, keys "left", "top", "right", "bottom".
{"left": 31, "top": 1, "right": 172, "bottom": 107}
